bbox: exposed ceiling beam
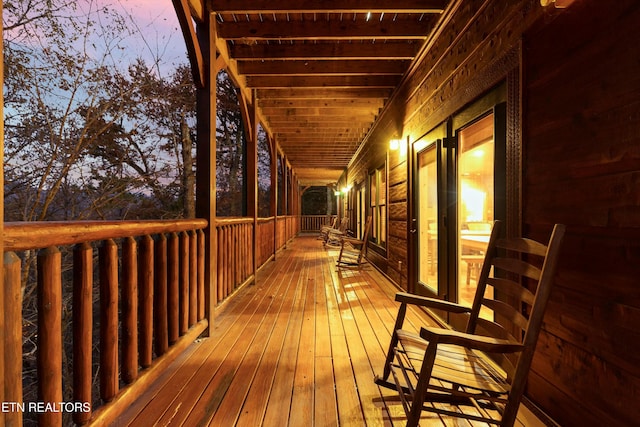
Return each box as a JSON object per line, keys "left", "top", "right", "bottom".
{"left": 246, "top": 75, "right": 400, "bottom": 88}
{"left": 210, "top": 0, "right": 447, "bottom": 14}
{"left": 258, "top": 98, "right": 384, "bottom": 108}
{"left": 262, "top": 107, "right": 377, "bottom": 116}
{"left": 238, "top": 60, "right": 408, "bottom": 75}
{"left": 256, "top": 88, "right": 392, "bottom": 99}
{"left": 230, "top": 42, "right": 421, "bottom": 60}
{"left": 217, "top": 20, "right": 434, "bottom": 40}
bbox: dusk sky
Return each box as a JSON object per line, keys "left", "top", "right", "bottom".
{"left": 105, "top": 0, "right": 188, "bottom": 73}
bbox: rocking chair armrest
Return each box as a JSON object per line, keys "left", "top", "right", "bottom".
{"left": 340, "top": 236, "right": 364, "bottom": 245}
{"left": 395, "top": 292, "right": 472, "bottom": 314}
{"left": 419, "top": 327, "right": 525, "bottom": 353}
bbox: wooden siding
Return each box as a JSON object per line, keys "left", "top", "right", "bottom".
{"left": 522, "top": 1, "right": 640, "bottom": 425}
{"left": 345, "top": 0, "right": 640, "bottom": 425}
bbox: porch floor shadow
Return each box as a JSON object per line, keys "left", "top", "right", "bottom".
{"left": 114, "top": 236, "right": 545, "bottom": 427}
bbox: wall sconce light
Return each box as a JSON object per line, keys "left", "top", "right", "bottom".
{"left": 389, "top": 139, "right": 402, "bottom": 151}
{"left": 540, "top": 0, "right": 575, "bottom": 8}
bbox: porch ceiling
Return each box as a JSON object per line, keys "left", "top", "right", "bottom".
{"left": 188, "top": 0, "right": 451, "bottom": 186}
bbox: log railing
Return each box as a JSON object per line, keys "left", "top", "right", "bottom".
{"left": 3, "top": 219, "right": 208, "bottom": 426}
{"left": 256, "top": 217, "right": 276, "bottom": 267}
{"left": 2, "top": 216, "right": 299, "bottom": 426}
{"left": 300, "top": 215, "right": 333, "bottom": 233}
{"left": 215, "top": 218, "right": 253, "bottom": 302}
{"left": 276, "top": 215, "right": 298, "bottom": 249}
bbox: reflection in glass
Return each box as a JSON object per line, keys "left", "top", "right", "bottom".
{"left": 458, "top": 114, "right": 494, "bottom": 314}
{"left": 418, "top": 146, "right": 438, "bottom": 294}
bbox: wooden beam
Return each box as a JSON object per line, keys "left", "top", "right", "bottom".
{"left": 211, "top": 0, "right": 447, "bottom": 13}
{"left": 230, "top": 42, "right": 421, "bottom": 60}
{"left": 246, "top": 75, "right": 400, "bottom": 88}
{"left": 256, "top": 87, "right": 392, "bottom": 99}
{"left": 262, "top": 107, "right": 377, "bottom": 117}
{"left": 173, "top": 0, "right": 206, "bottom": 88}
{"left": 237, "top": 60, "right": 409, "bottom": 75}
{"left": 217, "top": 20, "right": 434, "bottom": 40}
{"left": 268, "top": 116, "right": 375, "bottom": 124}
{"left": 195, "top": 13, "right": 217, "bottom": 334}
{"left": 258, "top": 98, "right": 384, "bottom": 108}
{"left": 187, "top": 0, "right": 205, "bottom": 22}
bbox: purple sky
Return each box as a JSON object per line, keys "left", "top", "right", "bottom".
{"left": 109, "top": 0, "right": 187, "bottom": 72}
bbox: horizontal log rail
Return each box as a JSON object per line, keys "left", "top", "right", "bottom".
{"left": 3, "top": 219, "right": 208, "bottom": 426}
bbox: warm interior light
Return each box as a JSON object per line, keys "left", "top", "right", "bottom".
{"left": 389, "top": 139, "right": 402, "bottom": 151}
{"left": 540, "top": 0, "right": 575, "bottom": 8}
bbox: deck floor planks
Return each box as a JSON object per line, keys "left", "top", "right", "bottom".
{"left": 314, "top": 246, "right": 340, "bottom": 427}
{"left": 233, "top": 249, "right": 307, "bottom": 426}
{"left": 323, "top": 247, "right": 367, "bottom": 427}
{"left": 260, "top": 249, "right": 310, "bottom": 426}
{"left": 188, "top": 247, "right": 306, "bottom": 426}
{"left": 205, "top": 247, "right": 305, "bottom": 426}
{"left": 288, "top": 249, "right": 316, "bottom": 427}
{"left": 113, "top": 236, "right": 546, "bottom": 427}
{"left": 140, "top": 247, "right": 297, "bottom": 425}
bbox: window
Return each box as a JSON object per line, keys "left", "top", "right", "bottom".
{"left": 369, "top": 163, "right": 387, "bottom": 247}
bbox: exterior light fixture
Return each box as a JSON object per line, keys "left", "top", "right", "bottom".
{"left": 389, "top": 139, "right": 402, "bottom": 151}
{"left": 540, "top": 0, "right": 575, "bottom": 8}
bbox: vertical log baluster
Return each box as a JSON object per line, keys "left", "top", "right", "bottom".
{"left": 4, "top": 252, "right": 23, "bottom": 426}
{"left": 197, "top": 230, "right": 206, "bottom": 320}
{"left": 189, "top": 231, "right": 197, "bottom": 326}
{"left": 139, "top": 235, "right": 154, "bottom": 368}
{"left": 231, "top": 225, "right": 236, "bottom": 291}
{"left": 167, "top": 233, "right": 179, "bottom": 344}
{"left": 154, "top": 234, "right": 168, "bottom": 356}
{"left": 100, "top": 239, "right": 119, "bottom": 402}
{"left": 73, "top": 243, "right": 93, "bottom": 425}
{"left": 179, "top": 231, "right": 189, "bottom": 335}
{"left": 37, "top": 247, "right": 62, "bottom": 427}
{"left": 122, "top": 237, "right": 138, "bottom": 384}
{"left": 217, "top": 226, "right": 224, "bottom": 302}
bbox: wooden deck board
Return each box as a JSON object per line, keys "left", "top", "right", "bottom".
{"left": 112, "top": 236, "right": 545, "bottom": 427}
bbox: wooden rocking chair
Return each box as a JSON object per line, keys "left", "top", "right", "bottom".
{"left": 318, "top": 216, "right": 338, "bottom": 241}
{"left": 324, "top": 217, "right": 349, "bottom": 246}
{"left": 375, "top": 220, "right": 565, "bottom": 427}
{"left": 336, "top": 216, "right": 372, "bottom": 268}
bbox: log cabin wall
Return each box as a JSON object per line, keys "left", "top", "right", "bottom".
{"left": 522, "top": 1, "right": 640, "bottom": 425}
{"left": 347, "top": 0, "right": 640, "bottom": 425}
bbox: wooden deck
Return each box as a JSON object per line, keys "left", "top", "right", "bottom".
{"left": 114, "top": 236, "right": 545, "bottom": 427}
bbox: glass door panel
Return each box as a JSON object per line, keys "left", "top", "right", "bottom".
{"left": 417, "top": 145, "right": 438, "bottom": 295}
{"left": 457, "top": 114, "right": 495, "bottom": 311}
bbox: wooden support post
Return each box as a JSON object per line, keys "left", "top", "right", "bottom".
{"left": 139, "top": 235, "right": 154, "bottom": 368}
{"left": 245, "top": 88, "right": 259, "bottom": 280}
{"left": 37, "top": 247, "right": 63, "bottom": 426}
{"left": 0, "top": 6, "right": 6, "bottom": 425}
{"left": 196, "top": 12, "right": 218, "bottom": 335}
{"left": 269, "top": 135, "right": 278, "bottom": 259}
{"left": 73, "top": 243, "right": 93, "bottom": 424}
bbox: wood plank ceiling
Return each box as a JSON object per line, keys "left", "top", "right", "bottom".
{"left": 199, "top": 0, "right": 451, "bottom": 186}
